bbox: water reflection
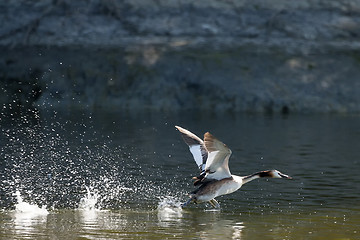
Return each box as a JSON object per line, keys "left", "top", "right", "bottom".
{"left": 198, "top": 219, "right": 245, "bottom": 240}
{"left": 232, "top": 222, "right": 245, "bottom": 240}
{"left": 12, "top": 211, "right": 48, "bottom": 239}
{"left": 78, "top": 209, "right": 99, "bottom": 228}
{"left": 1, "top": 205, "right": 359, "bottom": 239}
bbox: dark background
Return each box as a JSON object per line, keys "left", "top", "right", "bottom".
{"left": 1, "top": 0, "right": 360, "bottom": 113}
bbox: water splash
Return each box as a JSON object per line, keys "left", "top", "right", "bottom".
{"left": 1, "top": 114, "right": 142, "bottom": 209}
{"left": 157, "top": 196, "right": 183, "bottom": 224}
{"left": 77, "top": 186, "right": 102, "bottom": 224}
{"left": 158, "top": 196, "right": 183, "bottom": 210}
{"left": 14, "top": 191, "right": 49, "bottom": 216}
{"left": 1, "top": 109, "right": 185, "bottom": 210}
{"left": 78, "top": 186, "right": 99, "bottom": 211}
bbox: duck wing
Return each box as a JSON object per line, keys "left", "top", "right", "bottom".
{"left": 175, "top": 126, "right": 208, "bottom": 172}
{"left": 203, "top": 132, "right": 232, "bottom": 180}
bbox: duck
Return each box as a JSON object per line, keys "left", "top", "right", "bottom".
{"left": 175, "top": 126, "right": 292, "bottom": 208}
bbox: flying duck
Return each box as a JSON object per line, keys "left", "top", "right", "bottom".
{"left": 175, "top": 126, "right": 292, "bottom": 208}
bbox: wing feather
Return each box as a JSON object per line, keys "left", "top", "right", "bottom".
{"left": 203, "top": 132, "right": 232, "bottom": 180}
{"left": 175, "top": 126, "right": 207, "bottom": 172}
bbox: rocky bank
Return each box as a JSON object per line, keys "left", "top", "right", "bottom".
{"left": 1, "top": 0, "right": 360, "bottom": 113}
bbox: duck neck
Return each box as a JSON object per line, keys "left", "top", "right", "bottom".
{"left": 231, "top": 175, "right": 244, "bottom": 187}
{"left": 242, "top": 171, "right": 270, "bottom": 185}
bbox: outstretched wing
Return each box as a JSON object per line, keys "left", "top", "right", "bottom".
{"left": 175, "top": 126, "right": 208, "bottom": 172}
{"left": 203, "top": 132, "right": 232, "bottom": 180}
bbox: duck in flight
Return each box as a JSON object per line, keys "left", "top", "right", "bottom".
{"left": 175, "top": 126, "right": 292, "bottom": 208}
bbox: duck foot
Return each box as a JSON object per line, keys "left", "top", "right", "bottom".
{"left": 209, "top": 199, "right": 220, "bottom": 208}
{"left": 181, "top": 198, "right": 193, "bottom": 207}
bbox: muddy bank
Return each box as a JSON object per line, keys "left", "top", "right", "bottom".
{"left": 2, "top": 0, "right": 360, "bottom": 113}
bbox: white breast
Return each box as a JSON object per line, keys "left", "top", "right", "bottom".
{"left": 216, "top": 178, "right": 242, "bottom": 197}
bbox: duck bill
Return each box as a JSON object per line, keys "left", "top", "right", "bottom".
{"left": 279, "top": 173, "right": 292, "bottom": 179}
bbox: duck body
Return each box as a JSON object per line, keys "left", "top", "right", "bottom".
{"left": 175, "top": 125, "right": 292, "bottom": 208}
{"left": 191, "top": 175, "right": 243, "bottom": 203}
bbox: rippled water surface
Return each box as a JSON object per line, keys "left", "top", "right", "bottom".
{"left": 1, "top": 109, "right": 359, "bottom": 239}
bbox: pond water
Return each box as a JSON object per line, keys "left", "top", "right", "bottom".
{"left": 0, "top": 108, "right": 359, "bottom": 239}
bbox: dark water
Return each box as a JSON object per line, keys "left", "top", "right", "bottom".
{"left": 0, "top": 109, "right": 359, "bottom": 239}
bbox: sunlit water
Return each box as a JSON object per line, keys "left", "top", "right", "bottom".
{"left": 0, "top": 109, "right": 359, "bottom": 239}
